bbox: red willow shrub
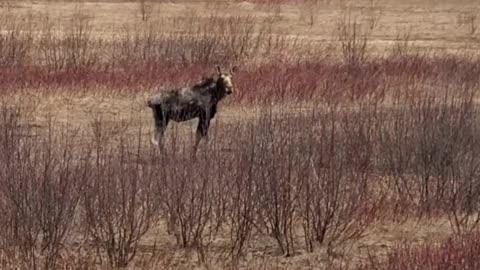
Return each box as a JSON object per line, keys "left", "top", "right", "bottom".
{"left": 358, "top": 232, "right": 480, "bottom": 270}
{"left": 2, "top": 55, "right": 479, "bottom": 106}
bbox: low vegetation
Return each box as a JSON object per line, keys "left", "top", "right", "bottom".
{"left": 0, "top": 0, "right": 479, "bottom": 269}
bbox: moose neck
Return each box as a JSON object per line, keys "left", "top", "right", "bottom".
{"left": 210, "top": 80, "right": 227, "bottom": 103}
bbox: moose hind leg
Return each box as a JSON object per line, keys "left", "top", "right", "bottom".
{"left": 151, "top": 106, "right": 169, "bottom": 149}
{"left": 152, "top": 123, "right": 167, "bottom": 149}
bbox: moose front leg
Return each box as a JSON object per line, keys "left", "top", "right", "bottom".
{"left": 193, "top": 116, "right": 210, "bottom": 155}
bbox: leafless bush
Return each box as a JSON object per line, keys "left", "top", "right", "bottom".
{"left": 226, "top": 123, "right": 259, "bottom": 260}
{"left": 337, "top": 15, "right": 370, "bottom": 66}
{"left": 0, "top": 13, "right": 33, "bottom": 67}
{"left": 62, "top": 9, "right": 98, "bottom": 71}
{"left": 439, "top": 90, "right": 480, "bottom": 234}
{"left": 38, "top": 18, "right": 67, "bottom": 72}
{"left": 114, "top": 14, "right": 290, "bottom": 68}
{"left": 153, "top": 129, "right": 229, "bottom": 262}
{"left": 298, "top": 105, "right": 380, "bottom": 252}
{"left": 377, "top": 75, "right": 480, "bottom": 221}
{"left": 251, "top": 112, "right": 301, "bottom": 257}
{"left": 0, "top": 104, "right": 85, "bottom": 269}
{"left": 38, "top": 9, "right": 98, "bottom": 72}
{"left": 220, "top": 106, "right": 381, "bottom": 257}
{"left": 388, "top": 30, "right": 413, "bottom": 58}
{"left": 82, "top": 122, "right": 160, "bottom": 268}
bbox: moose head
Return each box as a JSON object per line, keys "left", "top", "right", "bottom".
{"left": 216, "top": 65, "right": 237, "bottom": 95}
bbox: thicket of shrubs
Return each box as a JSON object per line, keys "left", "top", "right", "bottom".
{"left": 0, "top": 3, "right": 480, "bottom": 270}
{"left": 2, "top": 77, "right": 479, "bottom": 268}
{"left": 357, "top": 233, "right": 480, "bottom": 270}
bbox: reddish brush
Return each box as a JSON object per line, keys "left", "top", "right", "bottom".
{"left": 358, "top": 233, "right": 480, "bottom": 270}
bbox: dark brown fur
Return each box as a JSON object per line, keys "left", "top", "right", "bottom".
{"left": 147, "top": 66, "right": 237, "bottom": 152}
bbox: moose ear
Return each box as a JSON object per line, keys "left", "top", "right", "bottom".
{"left": 216, "top": 66, "right": 222, "bottom": 75}
{"left": 231, "top": 66, "right": 238, "bottom": 74}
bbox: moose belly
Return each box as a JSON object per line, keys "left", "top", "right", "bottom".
{"left": 169, "top": 106, "right": 202, "bottom": 122}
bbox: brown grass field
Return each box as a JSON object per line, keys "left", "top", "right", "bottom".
{"left": 0, "top": 0, "right": 480, "bottom": 269}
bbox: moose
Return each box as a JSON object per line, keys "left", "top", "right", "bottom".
{"left": 147, "top": 66, "right": 237, "bottom": 152}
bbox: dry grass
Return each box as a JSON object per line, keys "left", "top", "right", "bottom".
{"left": 4, "top": 0, "right": 480, "bottom": 53}
{"left": 1, "top": 0, "right": 480, "bottom": 269}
